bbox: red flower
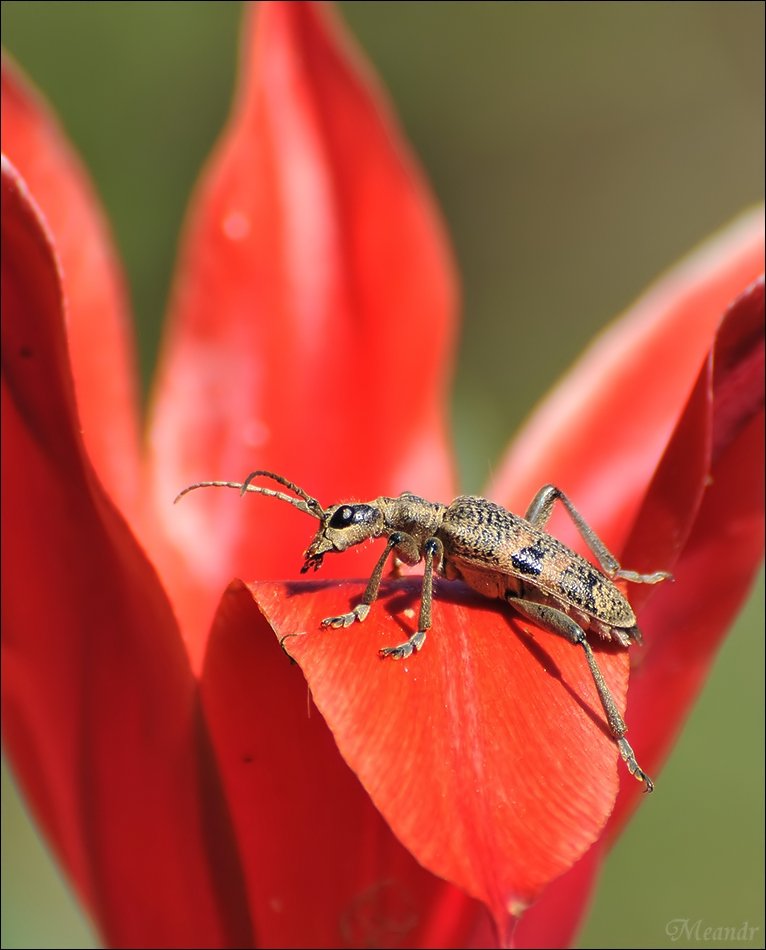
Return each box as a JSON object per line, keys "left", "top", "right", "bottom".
{"left": 2, "top": 3, "right": 763, "bottom": 948}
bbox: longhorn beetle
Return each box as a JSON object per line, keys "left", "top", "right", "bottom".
{"left": 175, "top": 470, "right": 670, "bottom": 790}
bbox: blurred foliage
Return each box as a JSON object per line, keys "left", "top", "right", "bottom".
{"left": 1, "top": 2, "right": 763, "bottom": 948}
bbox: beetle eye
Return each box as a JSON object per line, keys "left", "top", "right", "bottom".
{"left": 329, "top": 506, "right": 355, "bottom": 529}
{"left": 328, "top": 504, "right": 377, "bottom": 529}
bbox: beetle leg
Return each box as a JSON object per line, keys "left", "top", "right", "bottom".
{"left": 321, "top": 532, "right": 409, "bottom": 629}
{"left": 525, "top": 485, "right": 671, "bottom": 585}
{"left": 380, "top": 537, "right": 443, "bottom": 660}
{"left": 507, "top": 596, "right": 654, "bottom": 791}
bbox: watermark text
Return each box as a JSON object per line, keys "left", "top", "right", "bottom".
{"left": 666, "top": 918, "right": 760, "bottom": 943}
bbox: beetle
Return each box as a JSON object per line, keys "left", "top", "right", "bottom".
{"left": 175, "top": 469, "right": 670, "bottom": 790}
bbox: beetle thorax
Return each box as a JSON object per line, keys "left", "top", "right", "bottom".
{"left": 380, "top": 493, "right": 447, "bottom": 546}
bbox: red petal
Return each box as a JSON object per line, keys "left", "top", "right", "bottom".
{"left": 146, "top": 1, "right": 458, "bottom": 667}
{"left": 201, "top": 580, "right": 489, "bottom": 949}
{"left": 1, "top": 57, "right": 141, "bottom": 520}
{"left": 245, "top": 573, "right": 635, "bottom": 941}
{"left": 611, "top": 276, "right": 764, "bottom": 827}
{"left": 1, "top": 159, "right": 251, "bottom": 947}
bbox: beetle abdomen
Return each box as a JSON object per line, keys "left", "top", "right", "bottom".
{"left": 441, "top": 496, "right": 636, "bottom": 630}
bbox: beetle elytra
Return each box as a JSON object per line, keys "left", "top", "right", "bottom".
{"left": 175, "top": 470, "right": 671, "bottom": 791}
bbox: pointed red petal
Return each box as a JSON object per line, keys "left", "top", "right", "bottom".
{"left": 244, "top": 574, "right": 634, "bottom": 938}
{"left": 146, "top": 2, "right": 458, "bottom": 667}
{"left": 487, "top": 210, "right": 764, "bottom": 555}
{"left": 1, "top": 57, "right": 141, "bottom": 520}
{"left": 1, "top": 158, "right": 251, "bottom": 947}
{"left": 503, "top": 259, "right": 764, "bottom": 947}
{"left": 201, "top": 580, "right": 487, "bottom": 949}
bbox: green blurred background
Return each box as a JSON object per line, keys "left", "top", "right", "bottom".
{"left": 1, "top": 2, "right": 763, "bottom": 947}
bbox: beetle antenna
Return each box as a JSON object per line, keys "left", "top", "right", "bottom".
{"left": 174, "top": 471, "right": 325, "bottom": 520}
{"left": 241, "top": 470, "right": 324, "bottom": 516}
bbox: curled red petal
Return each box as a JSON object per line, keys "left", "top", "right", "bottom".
{"left": 200, "top": 579, "right": 488, "bottom": 949}
{"left": 245, "top": 573, "right": 637, "bottom": 942}
{"left": 1, "top": 57, "right": 141, "bottom": 520}
{"left": 1, "top": 158, "right": 251, "bottom": 948}
{"left": 146, "top": 1, "right": 458, "bottom": 668}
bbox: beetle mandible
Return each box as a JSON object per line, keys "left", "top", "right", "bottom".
{"left": 175, "top": 469, "right": 671, "bottom": 791}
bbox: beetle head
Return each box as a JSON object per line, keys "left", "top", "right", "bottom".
{"left": 301, "top": 502, "right": 385, "bottom": 572}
